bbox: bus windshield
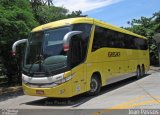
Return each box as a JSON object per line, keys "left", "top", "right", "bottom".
{"left": 23, "top": 24, "right": 92, "bottom": 77}
{"left": 23, "top": 27, "right": 71, "bottom": 76}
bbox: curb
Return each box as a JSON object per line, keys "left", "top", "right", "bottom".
{"left": 150, "top": 66, "right": 160, "bottom": 72}
{"left": 0, "top": 86, "right": 22, "bottom": 95}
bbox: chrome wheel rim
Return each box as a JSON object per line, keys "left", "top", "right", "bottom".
{"left": 90, "top": 79, "right": 98, "bottom": 93}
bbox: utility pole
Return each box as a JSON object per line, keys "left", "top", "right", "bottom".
{"left": 153, "top": 33, "right": 160, "bottom": 66}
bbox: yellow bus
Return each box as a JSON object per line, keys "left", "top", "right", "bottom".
{"left": 12, "top": 17, "right": 150, "bottom": 97}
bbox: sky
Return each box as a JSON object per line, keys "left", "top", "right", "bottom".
{"left": 53, "top": 0, "right": 160, "bottom": 27}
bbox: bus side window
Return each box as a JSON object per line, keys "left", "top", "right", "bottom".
{"left": 92, "top": 26, "right": 148, "bottom": 51}
{"left": 72, "top": 24, "right": 92, "bottom": 61}
{"left": 92, "top": 26, "right": 104, "bottom": 51}
{"left": 70, "top": 36, "right": 82, "bottom": 68}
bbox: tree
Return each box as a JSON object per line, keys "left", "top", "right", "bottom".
{"left": 0, "top": 0, "right": 38, "bottom": 42}
{"left": 33, "top": 5, "right": 83, "bottom": 25}
{"left": 125, "top": 11, "right": 160, "bottom": 65}
{"left": 0, "top": 0, "right": 38, "bottom": 85}
{"left": 30, "top": 0, "right": 42, "bottom": 12}
{"left": 30, "top": 0, "right": 53, "bottom": 9}
{"left": 43, "top": 0, "right": 53, "bottom": 7}
{"left": 30, "top": 0, "right": 83, "bottom": 25}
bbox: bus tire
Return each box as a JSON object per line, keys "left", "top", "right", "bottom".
{"left": 141, "top": 65, "right": 145, "bottom": 77}
{"left": 136, "top": 66, "right": 141, "bottom": 79}
{"left": 88, "top": 74, "right": 101, "bottom": 96}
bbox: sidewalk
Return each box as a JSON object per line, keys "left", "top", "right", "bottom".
{"left": 150, "top": 66, "right": 160, "bottom": 72}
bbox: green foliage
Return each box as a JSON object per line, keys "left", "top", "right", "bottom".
{"left": 125, "top": 11, "right": 160, "bottom": 65}
{"left": 30, "top": 0, "right": 82, "bottom": 24}
{"left": 34, "top": 5, "right": 68, "bottom": 24}
{"left": 0, "top": 0, "right": 38, "bottom": 42}
{"left": 0, "top": 0, "right": 39, "bottom": 85}
{"left": 0, "top": 0, "right": 82, "bottom": 42}
{"left": 33, "top": 5, "right": 82, "bottom": 24}
{"left": 68, "top": 10, "right": 83, "bottom": 18}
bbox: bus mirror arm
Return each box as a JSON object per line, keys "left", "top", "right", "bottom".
{"left": 12, "top": 39, "right": 28, "bottom": 56}
{"left": 63, "top": 31, "right": 82, "bottom": 51}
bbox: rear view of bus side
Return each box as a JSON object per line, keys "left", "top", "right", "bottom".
{"left": 86, "top": 19, "right": 149, "bottom": 95}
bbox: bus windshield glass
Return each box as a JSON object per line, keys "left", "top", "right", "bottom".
{"left": 23, "top": 27, "right": 71, "bottom": 76}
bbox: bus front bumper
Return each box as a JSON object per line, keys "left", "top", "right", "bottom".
{"left": 22, "top": 80, "right": 73, "bottom": 98}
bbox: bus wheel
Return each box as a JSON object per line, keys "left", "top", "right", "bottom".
{"left": 141, "top": 65, "right": 145, "bottom": 77}
{"left": 88, "top": 74, "right": 101, "bottom": 96}
{"left": 136, "top": 66, "right": 141, "bottom": 79}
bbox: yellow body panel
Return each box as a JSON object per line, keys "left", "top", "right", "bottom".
{"left": 71, "top": 64, "right": 87, "bottom": 95}
{"left": 24, "top": 17, "right": 150, "bottom": 98}
{"left": 86, "top": 47, "right": 149, "bottom": 87}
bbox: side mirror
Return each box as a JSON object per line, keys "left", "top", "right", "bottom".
{"left": 12, "top": 39, "right": 28, "bottom": 56}
{"left": 63, "top": 31, "right": 82, "bottom": 51}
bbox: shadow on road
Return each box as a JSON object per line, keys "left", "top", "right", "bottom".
{"left": 0, "top": 90, "right": 23, "bottom": 102}
{"left": 24, "top": 74, "right": 150, "bottom": 107}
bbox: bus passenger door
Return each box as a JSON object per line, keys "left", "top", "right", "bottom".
{"left": 70, "top": 37, "right": 86, "bottom": 95}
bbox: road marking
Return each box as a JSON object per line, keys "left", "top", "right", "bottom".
{"left": 92, "top": 95, "right": 160, "bottom": 115}
{"left": 126, "top": 100, "right": 160, "bottom": 108}
{"left": 92, "top": 96, "right": 145, "bottom": 115}
{"left": 109, "top": 95, "right": 145, "bottom": 109}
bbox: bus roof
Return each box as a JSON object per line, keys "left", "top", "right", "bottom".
{"left": 32, "top": 17, "right": 93, "bottom": 32}
{"left": 32, "top": 17, "right": 146, "bottom": 39}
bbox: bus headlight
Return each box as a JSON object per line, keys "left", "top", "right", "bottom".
{"left": 54, "top": 75, "right": 72, "bottom": 84}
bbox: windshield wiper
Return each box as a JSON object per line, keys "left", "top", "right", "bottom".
{"left": 28, "top": 60, "right": 41, "bottom": 75}
{"left": 28, "top": 54, "right": 44, "bottom": 75}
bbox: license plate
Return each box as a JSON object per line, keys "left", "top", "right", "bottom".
{"left": 36, "top": 90, "right": 44, "bottom": 95}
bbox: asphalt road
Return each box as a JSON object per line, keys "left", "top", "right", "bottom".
{"left": 0, "top": 67, "right": 160, "bottom": 115}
